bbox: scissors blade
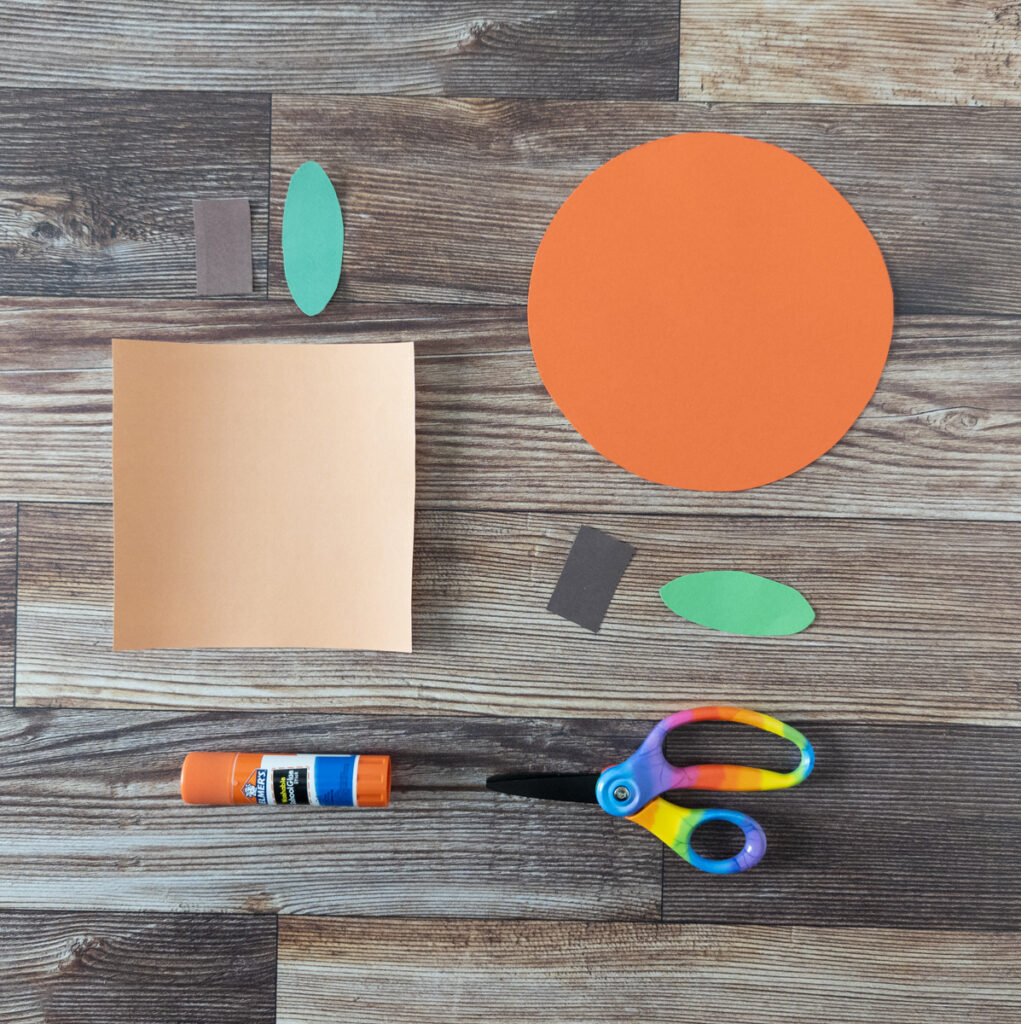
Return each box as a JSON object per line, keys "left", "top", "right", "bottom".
{"left": 486, "top": 772, "right": 600, "bottom": 804}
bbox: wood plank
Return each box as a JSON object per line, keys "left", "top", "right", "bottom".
{"left": 660, "top": 721, "right": 1021, "bottom": 930}
{"left": 2, "top": 911, "right": 275, "bottom": 1024}
{"left": 0, "top": 708, "right": 658, "bottom": 917}
{"left": 15, "top": 504, "right": 1020, "bottom": 722}
{"left": 0, "top": 90, "right": 269, "bottom": 297}
{"left": 1, "top": 707, "right": 1012, "bottom": 927}
{"left": 0, "top": 505, "right": 14, "bottom": 706}
{"left": 278, "top": 917, "right": 1021, "bottom": 1024}
{"left": 1, "top": 300, "right": 1018, "bottom": 521}
{"left": 0, "top": 3, "right": 678, "bottom": 98}
{"left": 269, "top": 98, "right": 1021, "bottom": 315}
{"left": 678, "top": 1, "right": 1021, "bottom": 106}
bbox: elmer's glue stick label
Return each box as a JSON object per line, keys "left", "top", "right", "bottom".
{"left": 180, "top": 752, "right": 390, "bottom": 807}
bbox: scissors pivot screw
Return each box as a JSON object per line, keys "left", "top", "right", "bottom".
{"left": 612, "top": 785, "right": 631, "bottom": 802}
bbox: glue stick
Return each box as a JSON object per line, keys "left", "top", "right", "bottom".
{"left": 180, "top": 753, "right": 390, "bottom": 807}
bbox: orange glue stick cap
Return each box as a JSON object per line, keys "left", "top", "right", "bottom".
{"left": 180, "top": 751, "right": 239, "bottom": 805}
{"left": 356, "top": 755, "right": 391, "bottom": 807}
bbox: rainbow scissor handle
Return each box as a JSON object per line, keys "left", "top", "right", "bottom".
{"left": 595, "top": 706, "right": 814, "bottom": 874}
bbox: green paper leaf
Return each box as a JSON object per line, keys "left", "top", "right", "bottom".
{"left": 659, "top": 571, "right": 814, "bottom": 636}
{"left": 282, "top": 161, "right": 344, "bottom": 316}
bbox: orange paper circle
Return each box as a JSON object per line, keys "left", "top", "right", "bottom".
{"left": 527, "top": 133, "right": 893, "bottom": 491}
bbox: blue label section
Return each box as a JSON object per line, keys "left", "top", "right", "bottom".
{"left": 255, "top": 769, "right": 268, "bottom": 805}
{"left": 313, "top": 756, "right": 357, "bottom": 806}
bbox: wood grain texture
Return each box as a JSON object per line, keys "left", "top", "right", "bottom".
{"left": 0, "top": 3, "right": 679, "bottom": 98}
{"left": 0, "top": 708, "right": 1013, "bottom": 929}
{"left": 0, "top": 505, "right": 14, "bottom": 706}
{"left": 0, "top": 708, "right": 658, "bottom": 917}
{"left": 15, "top": 503, "right": 1020, "bottom": 722}
{"left": 1, "top": 911, "right": 275, "bottom": 1024}
{"left": 1, "top": 300, "right": 1018, "bottom": 521}
{"left": 269, "top": 98, "right": 1021, "bottom": 314}
{"left": 0, "top": 90, "right": 269, "bottom": 297}
{"left": 660, "top": 722, "right": 1021, "bottom": 930}
{"left": 278, "top": 917, "right": 1021, "bottom": 1024}
{"left": 678, "top": 1, "right": 1021, "bottom": 106}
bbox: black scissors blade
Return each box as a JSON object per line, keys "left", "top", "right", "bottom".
{"left": 486, "top": 772, "right": 600, "bottom": 804}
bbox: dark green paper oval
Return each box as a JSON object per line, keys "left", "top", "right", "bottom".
{"left": 282, "top": 161, "right": 344, "bottom": 316}
{"left": 659, "top": 571, "right": 815, "bottom": 636}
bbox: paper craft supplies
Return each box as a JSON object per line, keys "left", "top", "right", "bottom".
{"left": 193, "top": 198, "right": 253, "bottom": 295}
{"left": 113, "top": 338, "right": 415, "bottom": 652}
{"left": 547, "top": 526, "right": 636, "bottom": 632}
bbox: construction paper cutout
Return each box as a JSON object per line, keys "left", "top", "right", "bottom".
{"left": 528, "top": 132, "right": 893, "bottom": 492}
{"left": 547, "top": 526, "right": 636, "bottom": 632}
{"left": 113, "top": 339, "right": 414, "bottom": 652}
{"left": 193, "top": 198, "right": 253, "bottom": 295}
{"left": 659, "top": 572, "right": 815, "bottom": 636}
{"left": 282, "top": 161, "right": 344, "bottom": 316}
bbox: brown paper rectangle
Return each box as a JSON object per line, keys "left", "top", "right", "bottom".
{"left": 547, "top": 526, "right": 635, "bottom": 632}
{"left": 194, "top": 198, "right": 253, "bottom": 295}
{"left": 113, "top": 339, "right": 415, "bottom": 651}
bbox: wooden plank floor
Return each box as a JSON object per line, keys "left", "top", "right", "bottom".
{"left": 677, "top": 1, "right": 1021, "bottom": 106}
{"left": 0, "top": 3, "right": 679, "bottom": 97}
{"left": 14, "top": 505, "right": 1021, "bottom": 722}
{"left": 0, "top": 505, "right": 14, "bottom": 706}
{"left": 0, "top": 4, "right": 1018, "bottom": 1022}
{"left": 0, "top": 90, "right": 270, "bottom": 297}
{"left": 0, "top": 709, "right": 661, "bottom": 918}
{"left": 1, "top": 302, "right": 1019, "bottom": 519}
{"left": 268, "top": 99, "right": 1021, "bottom": 313}
{"left": 277, "top": 918, "right": 1021, "bottom": 1024}
{"left": 0, "top": 709, "right": 1014, "bottom": 930}
{"left": 3, "top": 911, "right": 276, "bottom": 1024}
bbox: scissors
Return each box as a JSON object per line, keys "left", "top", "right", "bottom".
{"left": 486, "top": 706, "right": 814, "bottom": 874}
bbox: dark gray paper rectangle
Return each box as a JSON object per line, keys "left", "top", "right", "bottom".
{"left": 194, "top": 198, "right": 253, "bottom": 295}
{"left": 547, "top": 526, "right": 636, "bottom": 633}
